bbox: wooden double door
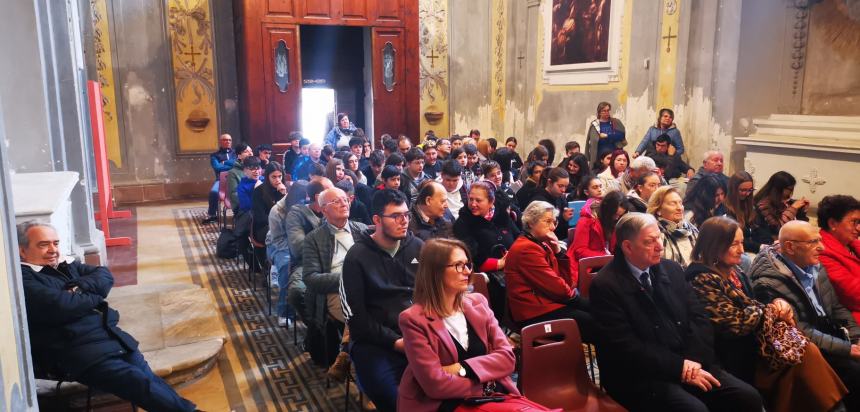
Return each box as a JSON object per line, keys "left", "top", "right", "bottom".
{"left": 236, "top": 0, "right": 419, "bottom": 147}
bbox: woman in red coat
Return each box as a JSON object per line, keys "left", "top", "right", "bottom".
{"left": 817, "top": 195, "right": 860, "bottom": 324}
{"left": 398, "top": 238, "right": 519, "bottom": 412}
{"left": 504, "top": 201, "right": 594, "bottom": 339}
{"left": 568, "top": 191, "right": 630, "bottom": 283}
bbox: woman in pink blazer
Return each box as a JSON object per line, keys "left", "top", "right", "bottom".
{"left": 398, "top": 238, "right": 519, "bottom": 412}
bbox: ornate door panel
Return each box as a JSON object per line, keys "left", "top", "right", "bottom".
{"left": 261, "top": 24, "right": 301, "bottom": 142}
{"left": 342, "top": 0, "right": 370, "bottom": 23}
{"left": 301, "top": 0, "right": 337, "bottom": 22}
{"left": 267, "top": 0, "right": 296, "bottom": 16}
{"left": 371, "top": 27, "right": 406, "bottom": 143}
{"left": 376, "top": 0, "right": 405, "bottom": 23}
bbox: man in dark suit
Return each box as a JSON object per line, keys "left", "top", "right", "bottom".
{"left": 18, "top": 221, "right": 196, "bottom": 411}
{"left": 589, "top": 212, "right": 762, "bottom": 412}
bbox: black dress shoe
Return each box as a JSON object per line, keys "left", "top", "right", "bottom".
{"left": 201, "top": 216, "right": 217, "bottom": 224}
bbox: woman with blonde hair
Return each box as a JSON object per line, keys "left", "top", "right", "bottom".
{"left": 398, "top": 238, "right": 519, "bottom": 411}
{"left": 647, "top": 186, "right": 698, "bottom": 268}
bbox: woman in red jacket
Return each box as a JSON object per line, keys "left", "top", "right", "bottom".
{"left": 818, "top": 195, "right": 860, "bottom": 324}
{"left": 504, "top": 201, "right": 593, "bottom": 339}
{"left": 568, "top": 191, "right": 631, "bottom": 283}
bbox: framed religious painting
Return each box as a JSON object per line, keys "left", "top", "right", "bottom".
{"left": 543, "top": 0, "right": 625, "bottom": 85}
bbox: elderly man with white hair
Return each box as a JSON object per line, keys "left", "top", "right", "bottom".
{"left": 303, "top": 187, "right": 368, "bottom": 381}
{"left": 618, "top": 155, "right": 660, "bottom": 194}
{"left": 686, "top": 150, "right": 729, "bottom": 196}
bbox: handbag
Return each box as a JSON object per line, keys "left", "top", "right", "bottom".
{"left": 454, "top": 394, "right": 562, "bottom": 412}
{"left": 756, "top": 305, "right": 807, "bottom": 370}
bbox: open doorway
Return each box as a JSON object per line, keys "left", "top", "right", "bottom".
{"left": 300, "top": 25, "right": 370, "bottom": 146}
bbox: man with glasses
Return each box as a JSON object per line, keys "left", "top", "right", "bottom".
{"left": 204, "top": 133, "right": 236, "bottom": 224}
{"left": 751, "top": 220, "right": 860, "bottom": 408}
{"left": 303, "top": 188, "right": 368, "bottom": 381}
{"left": 340, "top": 189, "right": 424, "bottom": 412}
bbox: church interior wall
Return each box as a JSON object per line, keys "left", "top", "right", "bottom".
{"left": 448, "top": 0, "right": 494, "bottom": 137}
{"left": 801, "top": 0, "right": 860, "bottom": 115}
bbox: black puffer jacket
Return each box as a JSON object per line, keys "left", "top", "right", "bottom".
{"left": 453, "top": 205, "right": 520, "bottom": 269}
{"left": 340, "top": 230, "right": 424, "bottom": 349}
{"left": 22, "top": 260, "right": 138, "bottom": 379}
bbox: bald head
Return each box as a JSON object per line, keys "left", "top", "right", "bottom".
{"left": 778, "top": 220, "right": 824, "bottom": 267}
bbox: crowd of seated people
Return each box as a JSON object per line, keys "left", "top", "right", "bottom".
{"left": 197, "top": 106, "right": 860, "bottom": 412}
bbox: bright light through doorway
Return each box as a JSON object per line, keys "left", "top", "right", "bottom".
{"left": 301, "top": 88, "right": 335, "bottom": 145}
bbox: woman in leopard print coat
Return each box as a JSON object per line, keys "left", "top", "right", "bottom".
{"left": 686, "top": 216, "right": 847, "bottom": 412}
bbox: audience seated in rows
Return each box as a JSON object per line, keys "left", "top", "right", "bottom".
{"left": 506, "top": 201, "right": 593, "bottom": 337}
{"left": 18, "top": 221, "right": 197, "bottom": 411}
{"left": 569, "top": 191, "right": 629, "bottom": 282}
{"left": 558, "top": 152, "right": 590, "bottom": 195}
{"left": 590, "top": 213, "right": 763, "bottom": 411}
{"left": 482, "top": 160, "right": 519, "bottom": 222}
{"left": 397, "top": 238, "right": 519, "bottom": 411}
{"left": 818, "top": 195, "right": 860, "bottom": 325}
{"left": 618, "top": 155, "right": 657, "bottom": 194}
{"left": 648, "top": 186, "right": 699, "bottom": 268}
{"left": 750, "top": 220, "right": 860, "bottom": 410}
{"left": 226, "top": 142, "right": 254, "bottom": 212}
{"left": 292, "top": 142, "right": 325, "bottom": 181}
{"left": 649, "top": 133, "right": 694, "bottom": 192}
{"left": 686, "top": 216, "right": 847, "bottom": 411}
{"left": 340, "top": 189, "right": 424, "bottom": 411}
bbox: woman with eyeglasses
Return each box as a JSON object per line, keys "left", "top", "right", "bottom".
{"left": 686, "top": 216, "right": 847, "bottom": 412}
{"left": 505, "top": 201, "right": 594, "bottom": 338}
{"left": 818, "top": 195, "right": 860, "bottom": 325}
{"left": 725, "top": 171, "right": 762, "bottom": 253}
{"left": 398, "top": 238, "right": 520, "bottom": 412}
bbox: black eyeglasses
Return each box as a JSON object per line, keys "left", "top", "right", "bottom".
{"left": 380, "top": 212, "right": 410, "bottom": 223}
{"left": 446, "top": 262, "right": 472, "bottom": 274}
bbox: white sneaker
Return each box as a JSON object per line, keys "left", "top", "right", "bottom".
{"left": 278, "top": 317, "right": 288, "bottom": 327}
{"left": 270, "top": 266, "right": 280, "bottom": 288}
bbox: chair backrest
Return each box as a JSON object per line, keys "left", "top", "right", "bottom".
{"left": 567, "top": 227, "right": 576, "bottom": 244}
{"left": 520, "top": 319, "right": 593, "bottom": 410}
{"left": 470, "top": 272, "right": 490, "bottom": 302}
{"left": 577, "top": 255, "right": 613, "bottom": 299}
{"left": 219, "top": 171, "right": 230, "bottom": 204}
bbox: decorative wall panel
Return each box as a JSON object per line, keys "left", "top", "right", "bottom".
{"left": 418, "top": 0, "right": 449, "bottom": 135}
{"left": 90, "top": 0, "right": 124, "bottom": 167}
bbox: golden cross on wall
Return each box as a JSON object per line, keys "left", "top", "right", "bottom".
{"left": 662, "top": 26, "right": 678, "bottom": 53}
{"left": 425, "top": 49, "right": 439, "bottom": 68}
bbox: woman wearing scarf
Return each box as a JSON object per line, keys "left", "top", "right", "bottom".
{"left": 647, "top": 186, "right": 699, "bottom": 268}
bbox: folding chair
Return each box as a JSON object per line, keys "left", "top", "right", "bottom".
{"left": 577, "top": 255, "right": 613, "bottom": 299}
{"left": 469, "top": 272, "right": 491, "bottom": 302}
{"left": 520, "top": 319, "right": 626, "bottom": 412}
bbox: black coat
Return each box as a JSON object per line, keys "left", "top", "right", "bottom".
{"left": 453, "top": 205, "right": 520, "bottom": 269}
{"left": 21, "top": 261, "right": 138, "bottom": 379}
{"left": 589, "top": 255, "right": 714, "bottom": 404}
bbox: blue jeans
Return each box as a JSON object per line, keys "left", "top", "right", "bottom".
{"left": 350, "top": 342, "right": 407, "bottom": 412}
{"left": 207, "top": 180, "right": 219, "bottom": 217}
{"left": 76, "top": 349, "right": 196, "bottom": 412}
{"left": 267, "top": 244, "right": 295, "bottom": 319}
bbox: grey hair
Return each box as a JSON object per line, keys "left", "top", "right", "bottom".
{"left": 317, "top": 187, "right": 346, "bottom": 208}
{"left": 702, "top": 150, "right": 722, "bottom": 163}
{"left": 521, "top": 201, "right": 559, "bottom": 233}
{"left": 16, "top": 220, "right": 55, "bottom": 248}
{"left": 630, "top": 155, "right": 656, "bottom": 171}
{"left": 614, "top": 212, "right": 658, "bottom": 248}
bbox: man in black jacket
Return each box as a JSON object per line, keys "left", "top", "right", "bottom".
{"left": 340, "top": 189, "right": 424, "bottom": 412}
{"left": 590, "top": 213, "right": 761, "bottom": 412}
{"left": 18, "top": 221, "right": 195, "bottom": 411}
